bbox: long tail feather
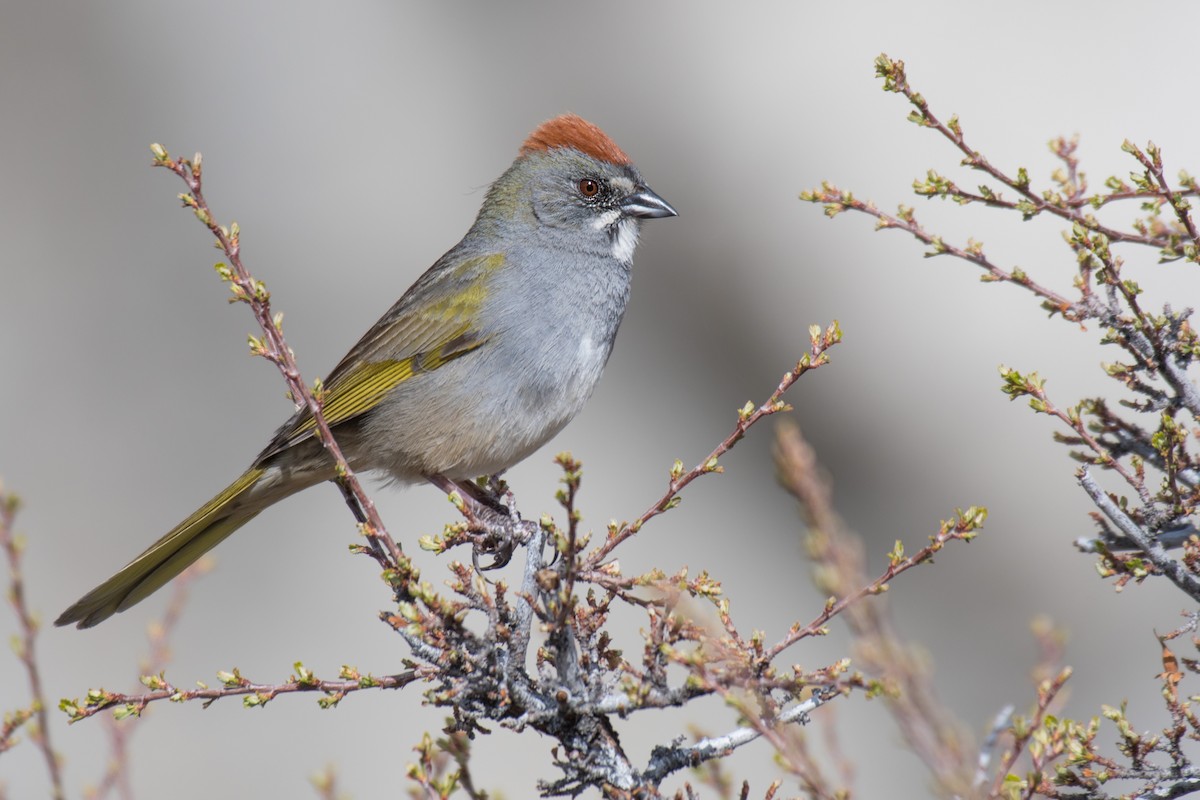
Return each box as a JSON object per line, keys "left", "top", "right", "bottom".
{"left": 57, "top": 467, "right": 273, "bottom": 629}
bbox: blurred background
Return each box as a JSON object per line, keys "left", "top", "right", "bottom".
{"left": 2, "top": 2, "right": 1197, "bottom": 797}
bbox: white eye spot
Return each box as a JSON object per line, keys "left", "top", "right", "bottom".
{"left": 612, "top": 218, "right": 640, "bottom": 265}
{"left": 610, "top": 176, "right": 634, "bottom": 194}
{"left": 592, "top": 209, "right": 621, "bottom": 230}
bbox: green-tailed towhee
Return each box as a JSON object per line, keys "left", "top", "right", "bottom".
{"left": 57, "top": 114, "right": 676, "bottom": 628}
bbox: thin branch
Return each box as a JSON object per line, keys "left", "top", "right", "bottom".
{"left": 765, "top": 423, "right": 985, "bottom": 663}
{"left": 642, "top": 688, "right": 839, "bottom": 784}
{"left": 1078, "top": 468, "right": 1200, "bottom": 603}
{"left": 1129, "top": 142, "right": 1200, "bottom": 255}
{"left": 1133, "top": 775, "right": 1200, "bottom": 800}
{"left": 89, "top": 561, "right": 210, "bottom": 800}
{"left": 800, "top": 185, "right": 1078, "bottom": 315}
{"left": 986, "top": 668, "right": 1071, "bottom": 799}
{"left": 873, "top": 54, "right": 1189, "bottom": 250}
{"left": 773, "top": 423, "right": 982, "bottom": 795}
{"left": 1002, "top": 371, "right": 1154, "bottom": 504}
{"left": 1, "top": 484, "right": 64, "bottom": 800}
{"left": 61, "top": 667, "right": 419, "bottom": 721}
{"left": 974, "top": 704, "right": 1015, "bottom": 790}
{"left": 587, "top": 322, "right": 842, "bottom": 567}
{"left": 150, "top": 145, "right": 403, "bottom": 570}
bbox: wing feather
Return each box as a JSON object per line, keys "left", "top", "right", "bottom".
{"left": 256, "top": 252, "right": 503, "bottom": 462}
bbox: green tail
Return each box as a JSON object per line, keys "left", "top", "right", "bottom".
{"left": 57, "top": 467, "right": 272, "bottom": 629}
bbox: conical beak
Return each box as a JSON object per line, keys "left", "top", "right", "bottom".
{"left": 621, "top": 185, "right": 678, "bottom": 219}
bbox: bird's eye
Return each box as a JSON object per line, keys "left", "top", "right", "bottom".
{"left": 578, "top": 178, "right": 600, "bottom": 198}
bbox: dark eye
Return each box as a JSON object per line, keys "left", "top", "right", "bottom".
{"left": 578, "top": 178, "right": 600, "bottom": 198}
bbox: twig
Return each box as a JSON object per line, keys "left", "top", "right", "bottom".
{"left": 871, "top": 54, "right": 1191, "bottom": 250}
{"left": 986, "top": 669, "right": 1071, "bottom": 799}
{"left": 801, "top": 183, "right": 1078, "bottom": 316}
{"left": 1001, "top": 371, "right": 1152, "bottom": 505}
{"left": 805, "top": 54, "right": 1200, "bottom": 613}
{"left": 973, "top": 705, "right": 1014, "bottom": 789}
{"left": 1078, "top": 468, "right": 1200, "bottom": 603}
{"left": 773, "top": 423, "right": 982, "bottom": 795}
{"left": 89, "top": 561, "right": 210, "bottom": 800}
{"left": 587, "top": 322, "right": 842, "bottom": 566}
{"left": 150, "top": 145, "right": 402, "bottom": 569}
{"left": 0, "top": 484, "right": 64, "bottom": 800}
{"left": 61, "top": 667, "right": 419, "bottom": 721}
{"left": 0, "top": 708, "right": 35, "bottom": 754}
{"left": 642, "top": 688, "right": 839, "bottom": 784}
{"left": 1127, "top": 141, "right": 1200, "bottom": 257}
{"left": 766, "top": 423, "right": 985, "bottom": 662}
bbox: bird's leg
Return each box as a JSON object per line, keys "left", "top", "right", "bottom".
{"left": 482, "top": 472, "right": 521, "bottom": 516}
{"left": 451, "top": 475, "right": 511, "bottom": 515}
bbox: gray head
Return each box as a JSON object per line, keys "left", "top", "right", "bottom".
{"left": 476, "top": 114, "right": 677, "bottom": 265}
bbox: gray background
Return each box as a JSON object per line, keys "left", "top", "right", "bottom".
{"left": 2, "top": 2, "right": 1196, "bottom": 797}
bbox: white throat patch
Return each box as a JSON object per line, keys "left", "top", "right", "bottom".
{"left": 611, "top": 218, "right": 639, "bottom": 265}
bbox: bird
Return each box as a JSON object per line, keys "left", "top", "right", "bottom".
{"left": 56, "top": 113, "right": 676, "bottom": 629}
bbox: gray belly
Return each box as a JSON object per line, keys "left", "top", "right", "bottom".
{"left": 358, "top": 327, "right": 614, "bottom": 482}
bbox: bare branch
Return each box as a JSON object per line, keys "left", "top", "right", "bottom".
{"left": 61, "top": 666, "right": 419, "bottom": 721}
{"left": 88, "top": 561, "right": 210, "bottom": 800}
{"left": 1078, "top": 468, "right": 1200, "bottom": 603}
{"left": 0, "top": 484, "right": 64, "bottom": 799}
{"left": 774, "top": 423, "right": 981, "bottom": 797}
{"left": 587, "top": 321, "right": 842, "bottom": 567}
{"left": 642, "top": 688, "right": 840, "bottom": 785}
{"left": 150, "top": 145, "right": 403, "bottom": 571}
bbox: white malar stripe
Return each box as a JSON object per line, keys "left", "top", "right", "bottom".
{"left": 593, "top": 209, "right": 621, "bottom": 230}
{"left": 612, "top": 218, "right": 639, "bottom": 265}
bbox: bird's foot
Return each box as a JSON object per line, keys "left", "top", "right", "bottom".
{"left": 470, "top": 509, "right": 538, "bottom": 571}
{"left": 429, "top": 474, "right": 537, "bottom": 570}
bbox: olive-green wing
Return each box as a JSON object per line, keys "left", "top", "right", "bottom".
{"left": 257, "top": 252, "right": 503, "bottom": 462}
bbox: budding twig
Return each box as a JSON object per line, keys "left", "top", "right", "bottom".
{"left": 149, "top": 144, "right": 402, "bottom": 570}
{"left": 587, "top": 321, "right": 843, "bottom": 566}
{"left": 0, "top": 484, "right": 64, "bottom": 800}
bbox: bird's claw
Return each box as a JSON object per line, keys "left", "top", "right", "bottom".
{"left": 468, "top": 506, "right": 537, "bottom": 572}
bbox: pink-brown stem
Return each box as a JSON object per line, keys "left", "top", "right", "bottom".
{"left": 1, "top": 489, "right": 64, "bottom": 800}
{"left": 152, "top": 148, "right": 402, "bottom": 569}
